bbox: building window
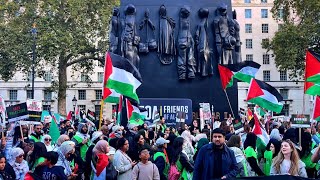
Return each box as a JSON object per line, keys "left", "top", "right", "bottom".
{"left": 95, "top": 90, "right": 102, "bottom": 100}
{"left": 245, "top": 9, "right": 252, "bottom": 18}
{"left": 263, "top": 70, "right": 270, "bottom": 81}
{"left": 43, "top": 105, "right": 51, "bottom": 111}
{"left": 246, "top": 54, "right": 253, "bottom": 61}
{"left": 262, "top": 39, "right": 269, "bottom": 48}
{"left": 80, "top": 73, "right": 89, "bottom": 82}
{"left": 278, "top": 9, "right": 284, "bottom": 19}
{"left": 281, "top": 104, "right": 289, "bottom": 116}
{"left": 262, "top": 24, "right": 269, "bottom": 33}
{"left": 43, "top": 72, "right": 52, "bottom": 82}
{"left": 261, "top": 0, "right": 267, "bottom": 3}
{"left": 9, "top": 90, "right": 18, "bottom": 100}
{"left": 280, "top": 70, "right": 287, "bottom": 81}
{"left": 26, "top": 90, "right": 33, "bottom": 99}
{"left": 78, "top": 105, "right": 86, "bottom": 111}
{"left": 245, "top": 39, "right": 252, "bottom": 49}
{"left": 44, "top": 90, "right": 52, "bottom": 101}
{"left": 97, "top": 72, "right": 104, "bottom": 83}
{"left": 78, "top": 90, "right": 86, "bottom": 100}
{"left": 245, "top": 24, "right": 252, "bottom": 33}
{"left": 95, "top": 105, "right": 101, "bottom": 119}
{"left": 280, "top": 89, "right": 289, "bottom": 100}
{"left": 263, "top": 54, "right": 270, "bottom": 64}
{"left": 261, "top": 9, "right": 268, "bottom": 18}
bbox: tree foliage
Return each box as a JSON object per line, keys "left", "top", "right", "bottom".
{"left": 269, "top": 0, "right": 320, "bottom": 80}
{"left": 0, "top": 0, "right": 119, "bottom": 114}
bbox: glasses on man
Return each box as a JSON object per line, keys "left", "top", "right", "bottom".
{"left": 45, "top": 138, "right": 52, "bottom": 142}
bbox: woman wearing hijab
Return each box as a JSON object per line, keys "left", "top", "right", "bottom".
{"left": 180, "top": 130, "right": 195, "bottom": 163}
{"left": 42, "top": 134, "right": 54, "bottom": 152}
{"left": 9, "top": 147, "right": 29, "bottom": 180}
{"left": 55, "top": 141, "right": 77, "bottom": 179}
{"left": 52, "top": 134, "right": 70, "bottom": 151}
{"left": 91, "top": 140, "right": 117, "bottom": 180}
{"left": 264, "top": 138, "right": 281, "bottom": 175}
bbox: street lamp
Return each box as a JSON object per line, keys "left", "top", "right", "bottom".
{"left": 31, "top": 23, "right": 37, "bottom": 99}
{"left": 72, "top": 95, "right": 77, "bottom": 120}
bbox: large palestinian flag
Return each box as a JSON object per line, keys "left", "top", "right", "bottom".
{"left": 218, "top": 61, "right": 260, "bottom": 89}
{"left": 313, "top": 96, "right": 320, "bottom": 121}
{"left": 305, "top": 50, "right": 320, "bottom": 95}
{"left": 126, "top": 99, "right": 147, "bottom": 125}
{"left": 103, "top": 52, "right": 142, "bottom": 103}
{"left": 247, "top": 79, "right": 283, "bottom": 113}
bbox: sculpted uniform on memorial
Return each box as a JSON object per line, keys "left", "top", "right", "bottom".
{"left": 213, "top": 4, "right": 236, "bottom": 65}
{"left": 177, "top": 6, "right": 196, "bottom": 80}
{"left": 109, "top": 7, "right": 121, "bottom": 55}
{"left": 158, "top": 5, "right": 176, "bottom": 65}
{"left": 120, "top": 4, "right": 141, "bottom": 69}
{"left": 195, "top": 8, "right": 213, "bottom": 77}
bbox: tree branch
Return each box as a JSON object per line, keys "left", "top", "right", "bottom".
{"left": 66, "top": 55, "right": 104, "bottom": 67}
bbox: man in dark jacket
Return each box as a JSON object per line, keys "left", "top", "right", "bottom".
{"left": 193, "top": 128, "right": 238, "bottom": 179}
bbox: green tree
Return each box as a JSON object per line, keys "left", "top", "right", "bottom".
{"left": 0, "top": 0, "right": 119, "bottom": 114}
{"left": 268, "top": 0, "right": 320, "bottom": 80}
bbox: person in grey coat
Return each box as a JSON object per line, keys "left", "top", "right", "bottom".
{"left": 113, "top": 138, "right": 137, "bottom": 180}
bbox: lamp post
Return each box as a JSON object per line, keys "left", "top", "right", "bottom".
{"left": 31, "top": 23, "right": 37, "bottom": 99}
{"left": 72, "top": 95, "right": 77, "bottom": 121}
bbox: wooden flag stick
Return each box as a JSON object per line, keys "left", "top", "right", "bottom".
{"left": 224, "top": 90, "right": 235, "bottom": 118}
{"left": 99, "top": 100, "right": 104, "bottom": 130}
{"left": 19, "top": 123, "right": 24, "bottom": 143}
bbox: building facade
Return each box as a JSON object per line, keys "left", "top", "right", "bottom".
{"left": 0, "top": 61, "right": 113, "bottom": 119}
{"left": 232, "top": 0, "right": 313, "bottom": 116}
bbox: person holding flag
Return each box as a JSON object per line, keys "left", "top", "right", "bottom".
{"left": 71, "top": 123, "right": 91, "bottom": 162}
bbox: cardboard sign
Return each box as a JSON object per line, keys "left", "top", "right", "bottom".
{"left": 233, "top": 119, "right": 244, "bottom": 134}
{"left": 0, "top": 96, "right": 6, "bottom": 125}
{"left": 27, "top": 99, "right": 42, "bottom": 121}
{"left": 7, "top": 103, "right": 28, "bottom": 122}
{"left": 291, "top": 114, "right": 310, "bottom": 128}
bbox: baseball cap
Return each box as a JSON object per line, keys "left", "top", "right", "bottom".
{"left": 156, "top": 137, "right": 170, "bottom": 146}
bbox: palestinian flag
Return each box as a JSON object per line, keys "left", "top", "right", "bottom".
{"left": 247, "top": 79, "right": 283, "bottom": 113}
{"left": 116, "top": 95, "right": 123, "bottom": 125}
{"left": 253, "top": 113, "right": 269, "bottom": 158}
{"left": 218, "top": 61, "right": 260, "bottom": 89}
{"left": 48, "top": 111, "right": 60, "bottom": 145}
{"left": 87, "top": 109, "right": 96, "bottom": 122}
{"left": 313, "top": 96, "right": 320, "bottom": 121}
{"left": 126, "top": 99, "right": 147, "bottom": 125}
{"left": 102, "top": 53, "right": 120, "bottom": 103}
{"left": 305, "top": 50, "right": 320, "bottom": 84}
{"left": 91, "top": 154, "right": 109, "bottom": 180}
{"left": 247, "top": 108, "right": 253, "bottom": 121}
{"left": 104, "top": 52, "right": 142, "bottom": 103}
{"left": 218, "top": 64, "right": 235, "bottom": 89}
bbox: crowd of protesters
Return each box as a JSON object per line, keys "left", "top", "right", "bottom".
{"left": 0, "top": 112, "right": 319, "bottom": 180}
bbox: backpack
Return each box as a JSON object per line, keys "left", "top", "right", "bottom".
{"left": 168, "top": 164, "right": 181, "bottom": 180}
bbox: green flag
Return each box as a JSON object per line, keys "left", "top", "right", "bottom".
{"left": 48, "top": 115, "right": 60, "bottom": 145}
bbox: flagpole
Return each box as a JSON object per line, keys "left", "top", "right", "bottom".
{"left": 224, "top": 90, "right": 235, "bottom": 118}
{"left": 99, "top": 100, "right": 104, "bottom": 130}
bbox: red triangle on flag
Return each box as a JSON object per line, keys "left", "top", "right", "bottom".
{"left": 253, "top": 114, "right": 262, "bottom": 135}
{"left": 313, "top": 96, "right": 320, "bottom": 120}
{"left": 305, "top": 50, "right": 320, "bottom": 79}
{"left": 247, "top": 79, "right": 264, "bottom": 101}
{"left": 126, "top": 99, "right": 133, "bottom": 120}
{"left": 102, "top": 52, "right": 113, "bottom": 99}
{"left": 218, "top": 65, "right": 234, "bottom": 90}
